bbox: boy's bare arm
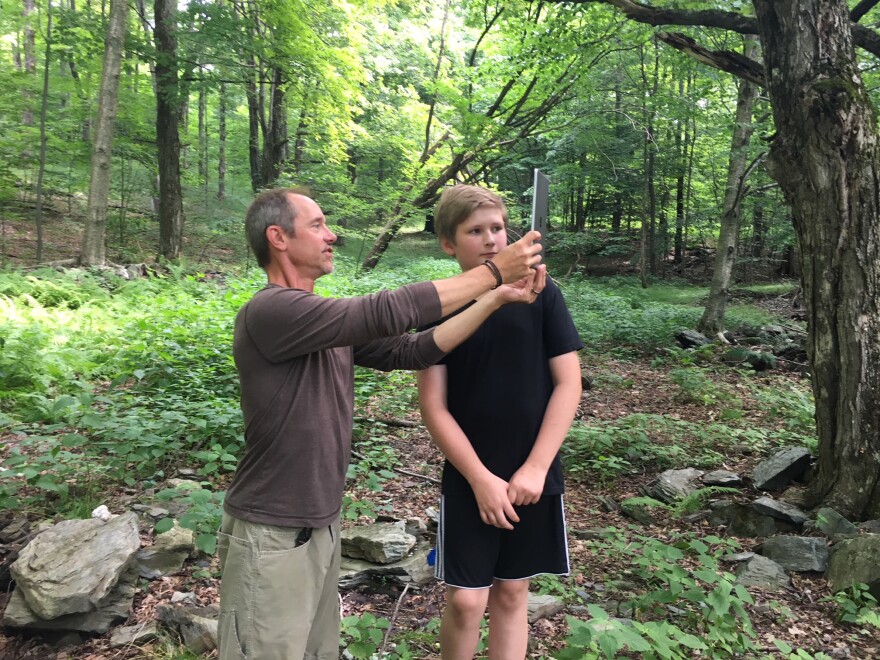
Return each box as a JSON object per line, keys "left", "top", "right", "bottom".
{"left": 417, "top": 365, "right": 520, "bottom": 530}
{"left": 507, "top": 351, "right": 582, "bottom": 506}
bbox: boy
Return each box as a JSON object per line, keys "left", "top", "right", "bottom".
{"left": 418, "top": 185, "right": 583, "bottom": 659}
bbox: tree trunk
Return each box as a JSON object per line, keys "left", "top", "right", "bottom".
{"left": 697, "top": 36, "right": 760, "bottom": 336}
{"left": 755, "top": 0, "right": 880, "bottom": 519}
{"left": 245, "top": 62, "right": 262, "bottom": 192}
{"left": 750, "top": 195, "right": 767, "bottom": 258}
{"left": 217, "top": 82, "right": 226, "bottom": 201}
{"left": 81, "top": 0, "right": 129, "bottom": 266}
{"left": 22, "top": 0, "right": 36, "bottom": 128}
{"left": 198, "top": 72, "right": 207, "bottom": 183}
{"left": 259, "top": 67, "right": 287, "bottom": 186}
{"left": 33, "top": 2, "right": 52, "bottom": 264}
{"left": 154, "top": 0, "right": 184, "bottom": 260}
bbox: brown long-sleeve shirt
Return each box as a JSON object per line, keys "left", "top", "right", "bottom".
{"left": 224, "top": 281, "right": 444, "bottom": 528}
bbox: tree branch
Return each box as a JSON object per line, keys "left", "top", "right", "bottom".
{"left": 560, "top": 0, "right": 880, "bottom": 61}
{"left": 852, "top": 0, "right": 880, "bottom": 23}
{"left": 656, "top": 32, "right": 765, "bottom": 86}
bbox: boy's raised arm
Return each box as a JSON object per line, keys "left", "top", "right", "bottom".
{"left": 432, "top": 231, "right": 542, "bottom": 317}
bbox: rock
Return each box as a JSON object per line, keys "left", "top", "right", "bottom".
{"left": 709, "top": 500, "right": 794, "bottom": 537}
{"left": 570, "top": 529, "right": 607, "bottom": 540}
{"left": 721, "top": 348, "right": 776, "bottom": 371}
{"left": 156, "top": 604, "right": 219, "bottom": 654}
{"left": 816, "top": 508, "right": 859, "bottom": 541}
{"left": 0, "top": 517, "right": 30, "bottom": 544}
{"left": 752, "top": 447, "right": 811, "bottom": 491}
{"left": 735, "top": 555, "right": 792, "bottom": 591}
{"left": 702, "top": 470, "right": 742, "bottom": 486}
{"left": 720, "top": 551, "right": 755, "bottom": 563}
{"left": 652, "top": 468, "right": 705, "bottom": 503}
{"left": 859, "top": 519, "right": 880, "bottom": 535}
{"left": 752, "top": 496, "right": 810, "bottom": 525}
{"left": 10, "top": 512, "right": 140, "bottom": 620}
{"left": 136, "top": 521, "right": 196, "bottom": 579}
{"left": 826, "top": 535, "right": 880, "bottom": 598}
{"left": 779, "top": 485, "right": 810, "bottom": 508}
{"left": 339, "top": 540, "right": 434, "bottom": 589}
{"left": 674, "top": 329, "right": 711, "bottom": 349}
{"left": 2, "top": 564, "right": 138, "bottom": 632}
{"left": 171, "top": 591, "right": 198, "bottom": 605}
{"left": 761, "top": 536, "right": 829, "bottom": 572}
{"left": 527, "top": 593, "right": 565, "bottom": 623}
{"left": 110, "top": 621, "right": 159, "bottom": 648}
{"left": 762, "top": 325, "right": 785, "bottom": 335}
{"left": 341, "top": 522, "right": 417, "bottom": 564}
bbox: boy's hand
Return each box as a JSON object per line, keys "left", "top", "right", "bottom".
{"left": 471, "top": 473, "right": 521, "bottom": 530}
{"left": 507, "top": 464, "right": 547, "bottom": 506}
{"left": 494, "top": 265, "right": 546, "bottom": 305}
{"left": 492, "top": 231, "right": 543, "bottom": 283}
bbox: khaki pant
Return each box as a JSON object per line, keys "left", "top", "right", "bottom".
{"left": 217, "top": 512, "right": 341, "bottom": 660}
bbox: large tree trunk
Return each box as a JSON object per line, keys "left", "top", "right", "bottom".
{"left": 697, "top": 36, "right": 760, "bottom": 336}
{"left": 755, "top": 0, "right": 880, "bottom": 519}
{"left": 154, "top": 0, "right": 184, "bottom": 259}
{"left": 81, "top": 0, "right": 129, "bottom": 266}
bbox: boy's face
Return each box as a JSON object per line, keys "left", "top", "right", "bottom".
{"left": 441, "top": 206, "right": 508, "bottom": 271}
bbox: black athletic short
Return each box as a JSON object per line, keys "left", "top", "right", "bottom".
{"left": 435, "top": 491, "right": 570, "bottom": 589}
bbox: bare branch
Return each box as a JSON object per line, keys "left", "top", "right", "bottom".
{"left": 656, "top": 32, "right": 765, "bottom": 86}
{"left": 852, "top": 0, "right": 880, "bottom": 23}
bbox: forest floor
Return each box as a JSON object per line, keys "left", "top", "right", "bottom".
{"left": 2, "top": 199, "right": 879, "bottom": 658}
{"left": 2, "top": 354, "right": 880, "bottom": 659}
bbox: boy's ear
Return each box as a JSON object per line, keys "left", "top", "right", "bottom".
{"left": 440, "top": 237, "right": 456, "bottom": 257}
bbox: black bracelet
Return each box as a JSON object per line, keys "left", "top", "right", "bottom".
{"left": 482, "top": 259, "right": 503, "bottom": 289}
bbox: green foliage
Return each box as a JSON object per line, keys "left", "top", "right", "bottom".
{"left": 341, "top": 612, "right": 391, "bottom": 659}
{"left": 562, "top": 276, "right": 704, "bottom": 350}
{"left": 772, "top": 640, "right": 834, "bottom": 660}
{"left": 562, "top": 413, "right": 750, "bottom": 480}
{"left": 156, "top": 485, "right": 225, "bottom": 555}
{"left": 824, "top": 583, "right": 880, "bottom": 628}
{"left": 674, "top": 487, "right": 740, "bottom": 516}
{"left": 558, "top": 530, "right": 755, "bottom": 658}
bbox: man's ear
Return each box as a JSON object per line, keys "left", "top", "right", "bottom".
{"left": 440, "top": 237, "right": 456, "bottom": 257}
{"left": 265, "top": 225, "right": 288, "bottom": 252}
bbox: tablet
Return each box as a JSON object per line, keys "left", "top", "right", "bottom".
{"left": 531, "top": 169, "right": 549, "bottom": 252}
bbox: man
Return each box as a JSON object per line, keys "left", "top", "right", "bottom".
{"left": 217, "top": 187, "right": 544, "bottom": 659}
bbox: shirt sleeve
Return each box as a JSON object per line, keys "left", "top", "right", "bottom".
{"left": 542, "top": 280, "right": 584, "bottom": 359}
{"left": 243, "top": 281, "right": 442, "bottom": 363}
{"left": 353, "top": 328, "right": 446, "bottom": 371}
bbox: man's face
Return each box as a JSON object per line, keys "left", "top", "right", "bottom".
{"left": 441, "top": 206, "right": 508, "bottom": 271}
{"left": 285, "top": 194, "right": 337, "bottom": 279}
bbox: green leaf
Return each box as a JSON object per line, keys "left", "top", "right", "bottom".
{"left": 196, "top": 533, "right": 217, "bottom": 555}
{"left": 774, "top": 639, "right": 793, "bottom": 654}
{"left": 52, "top": 396, "right": 77, "bottom": 414}
{"left": 34, "top": 474, "right": 61, "bottom": 491}
{"left": 154, "top": 518, "right": 175, "bottom": 534}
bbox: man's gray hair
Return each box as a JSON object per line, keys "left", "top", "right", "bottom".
{"left": 245, "top": 188, "right": 309, "bottom": 268}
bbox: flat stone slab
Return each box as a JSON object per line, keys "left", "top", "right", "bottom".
{"left": 752, "top": 496, "right": 810, "bottom": 525}
{"left": 761, "top": 536, "right": 829, "bottom": 572}
{"left": 753, "top": 447, "right": 811, "bottom": 491}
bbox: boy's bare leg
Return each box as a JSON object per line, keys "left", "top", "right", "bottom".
{"left": 440, "top": 586, "right": 491, "bottom": 660}
{"left": 487, "top": 579, "right": 530, "bottom": 660}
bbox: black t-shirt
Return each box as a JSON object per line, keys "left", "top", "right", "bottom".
{"left": 426, "top": 279, "right": 583, "bottom": 496}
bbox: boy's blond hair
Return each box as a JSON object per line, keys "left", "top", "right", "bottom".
{"left": 434, "top": 185, "right": 509, "bottom": 244}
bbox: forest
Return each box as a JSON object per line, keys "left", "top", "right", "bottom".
{"left": 2, "top": 0, "right": 880, "bottom": 658}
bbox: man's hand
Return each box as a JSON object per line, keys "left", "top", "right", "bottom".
{"left": 470, "top": 473, "right": 521, "bottom": 530}
{"left": 507, "top": 463, "right": 547, "bottom": 506}
{"left": 492, "top": 231, "right": 543, "bottom": 283}
{"left": 494, "top": 265, "right": 546, "bottom": 305}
